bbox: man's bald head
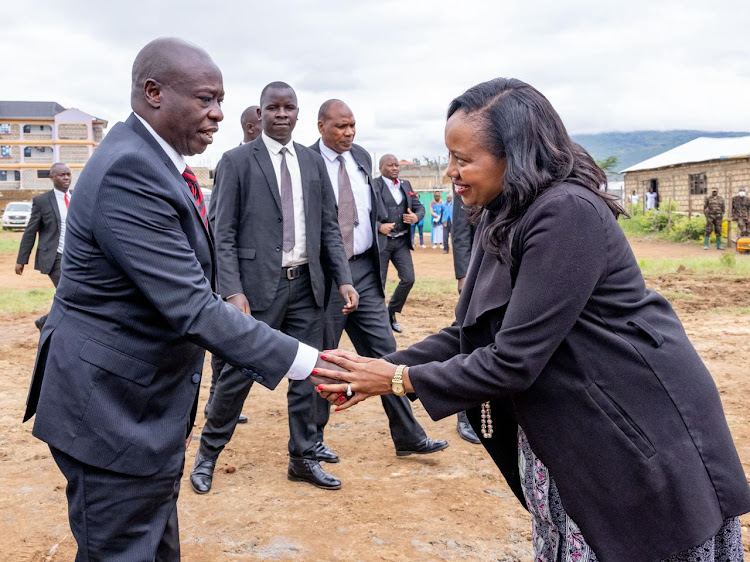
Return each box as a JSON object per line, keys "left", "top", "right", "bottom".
{"left": 379, "top": 154, "right": 399, "bottom": 180}
{"left": 129, "top": 37, "right": 224, "bottom": 156}
{"left": 240, "top": 105, "right": 261, "bottom": 143}
{"left": 317, "top": 99, "right": 356, "bottom": 154}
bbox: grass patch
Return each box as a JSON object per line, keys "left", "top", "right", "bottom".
{"left": 386, "top": 278, "right": 456, "bottom": 300}
{"left": 708, "top": 306, "right": 750, "bottom": 316}
{"left": 637, "top": 256, "right": 750, "bottom": 276}
{"left": 0, "top": 232, "right": 21, "bottom": 254}
{"left": 0, "top": 288, "right": 55, "bottom": 315}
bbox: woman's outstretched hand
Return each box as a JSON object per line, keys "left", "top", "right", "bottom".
{"left": 312, "top": 350, "right": 408, "bottom": 411}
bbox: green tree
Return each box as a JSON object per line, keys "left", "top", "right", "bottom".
{"left": 596, "top": 155, "right": 619, "bottom": 175}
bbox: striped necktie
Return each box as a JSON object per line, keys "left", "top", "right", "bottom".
{"left": 182, "top": 165, "right": 208, "bottom": 229}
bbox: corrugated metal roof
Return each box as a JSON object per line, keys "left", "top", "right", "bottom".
{"left": 621, "top": 136, "right": 750, "bottom": 173}
{"left": 0, "top": 101, "right": 66, "bottom": 119}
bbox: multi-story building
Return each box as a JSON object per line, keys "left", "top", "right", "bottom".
{"left": 0, "top": 101, "right": 108, "bottom": 190}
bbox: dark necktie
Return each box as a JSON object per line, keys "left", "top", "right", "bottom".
{"left": 280, "top": 147, "right": 295, "bottom": 252}
{"left": 182, "top": 165, "right": 208, "bottom": 229}
{"left": 336, "top": 155, "right": 358, "bottom": 259}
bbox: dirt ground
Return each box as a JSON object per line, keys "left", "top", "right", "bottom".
{"left": 0, "top": 236, "right": 748, "bottom": 561}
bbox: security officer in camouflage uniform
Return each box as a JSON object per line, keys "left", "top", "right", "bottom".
{"left": 731, "top": 188, "right": 749, "bottom": 237}
{"left": 703, "top": 188, "right": 725, "bottom": 250}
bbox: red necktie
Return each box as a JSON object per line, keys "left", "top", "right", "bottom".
{"left": 182, "top": 165, "right": 208, "bottom": 229}
{"left": 64, "top": 192, "right": 69, "bottom": 209}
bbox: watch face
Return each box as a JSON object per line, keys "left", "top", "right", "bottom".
{"left": 393, "top": 382, "right": 405, "bottom": 395}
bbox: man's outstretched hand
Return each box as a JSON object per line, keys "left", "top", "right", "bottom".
{"left": 307, "top": 352, "right": 351, "bottom": 407}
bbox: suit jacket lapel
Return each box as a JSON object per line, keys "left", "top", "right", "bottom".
{"left": 295, "top": 143, "right": 312, "bottom": 225}
{"left": 253, "top": 140, "right": 282, "bottom": 213}
{"left": 126, "top": 113, "right": 214, "bottom": 244}
{"left": 47, "top": 190, "right": 61, "bottom": 232}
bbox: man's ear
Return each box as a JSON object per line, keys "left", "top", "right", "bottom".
{"left": 143, "top": 79, "right": 163, "bottom": 109}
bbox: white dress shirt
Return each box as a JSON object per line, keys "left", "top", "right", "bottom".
{"left": 318, "top": 140, "right": 373, "bottom": 256}
{"left": 261, "top": 132, "right": 308, "bottom": 267}
{"left": 382, "top": 176, "right": 405, "bottom": 204}
{"left": 134, "top": 114, "right": 316, "bottom": 380}
{"left": 53, "top": 188, "right": 70, "bottom": 254}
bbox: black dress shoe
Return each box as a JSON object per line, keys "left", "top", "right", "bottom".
{"left": 190, "top": 452, "right": 217, "bottom": 494}
{"left": 34, "top": 315, "right": 47, "bottom": 331}
{"left": 456, "top": 412, "right": 481, "bottom": 444}
{"left": 287, "top": 458, "right": 341, "bottom": 490}
{"left": 389, "top": 312, "right": 403, "bottom": 334}
{"left": 204, "top": 402, "right": 248, "bottom": 424}
{"left": 314, "top": 441, "right": 339, "bottom": 463}
{"left": 396, "top": 438, "right": 449, "bottom": 457}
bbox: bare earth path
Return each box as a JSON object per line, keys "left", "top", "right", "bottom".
{"left": 0, "top": 236, "right": 747, "bottom": 560}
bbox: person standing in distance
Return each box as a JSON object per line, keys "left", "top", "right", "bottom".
{"left": 23, "top": 38, "right": 335, "bottom": 560}
{"left": 204, "top": 104, "right": 262, "bottom": 425}
{"left": 703, "top": 187, "right": 725, "bottom": 250}
{"left": 15, "top": 162, "right": 72, "bottom": 330}
{"left": 311, "top": 100, "right": 447, "bottom": 463}
{"left": 191, "top": 83, "right": 358, "bottom": 494}
{"left": 374, "top": 154, "right": 424, "bottom": 334}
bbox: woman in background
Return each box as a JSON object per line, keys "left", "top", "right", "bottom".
{"left": 317, "top": 78, "right": 749, "bottom": 561}
{"left": 429, "top": 190, "right": 444, "bottom": 248}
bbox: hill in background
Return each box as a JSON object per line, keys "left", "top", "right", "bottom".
{"left": 572, "top": 130, "right": 750, "bottom": 173}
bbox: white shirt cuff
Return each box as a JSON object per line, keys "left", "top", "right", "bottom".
{"left": 286, "top": 342, "right": 318, "bottom": 380}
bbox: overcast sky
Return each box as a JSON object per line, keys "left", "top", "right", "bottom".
{"left": 4, "top": 0, "right": 749, "bottom": 167}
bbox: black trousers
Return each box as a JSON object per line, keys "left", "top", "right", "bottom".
{"left": 442, "top": 220, "right": 452, "bottom": 252}
{"left": 379, "top": 235, "right": 415, "bottom": 315}
{"left": 315, "top": 255, "right": 427, "bottom": 448}
{"left": 50, "top": 445, "right": 184, "bottom": 561}
{"left": 36, "top": 253, "right": 62, "bottom": 329}
{"left": 199, "top": 266, "right": 322, "bottom": 461}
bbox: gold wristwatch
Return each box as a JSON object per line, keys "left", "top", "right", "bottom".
{"left": 392, "top": 364, "right": 407, "bottom": 396}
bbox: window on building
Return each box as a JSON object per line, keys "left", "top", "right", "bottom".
{"left": 689, "top": 173, "right": 707, "bottom": 195}
{"left": 22, "top": 125, "right": 31, "bottom": 134}
{"left": 23, "top": 147, "right": 32, "bottom": 157}
{"left": 0, "top": 146, "right": 10, "bottom": 158}
{"left": 0, "top": 124, "right": 9, "bottom": 134}
{"left": 14, "top": 171, "right": 20, "bottom": 181}
{"left": 0, "top": 171, "right": 6, "bottom": 181}
{"left": 37, "top": 170, "right": 51, "bottom": 179}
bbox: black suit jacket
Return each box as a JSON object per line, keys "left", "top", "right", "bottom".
{"left": 25, "top": 114, "right": 303, "bottom": 477}
{"left": 388, "top": 183, "right": 750, "bottom": 561}
{"left": 17, "top": 189, "right": 61, "bottom": 274}
{"left": 372, "top": 176, "right": 424, "bottom": 251}
{"left": 212, "top": 136, "right": 351, "bottom": 311}
{"left": 309, "top": 140, "right": 388, "bottom": 295}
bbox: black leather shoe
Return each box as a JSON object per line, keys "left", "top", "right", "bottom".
{"left": 287, "top": 458, "right": 341, "bottom": 490}
{"left": 190, "top": 452, "right": 216, "bottom": 494}
{"left": 396, "top": 438, "right": 449, "bottom": 457}
{"left": 389, "top": 312, "right": 403, "bottom": 333}
{"left": 34, "top": 315, "right": 47, "bottom": 331}
{"left": 456, "top": 413, "right": 481, "bottom": 444}
{"left": 315, "top": 441, "right": 339, "bottom": 463}
{"left": 204, "top": 402, "right": 248, "bottom": 424}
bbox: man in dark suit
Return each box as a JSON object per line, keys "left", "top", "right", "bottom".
{"left": 373, "top": 155, "right": 424, "bottom": 333}
{"left": 23, "top": 39, "right": 333, "bottom": 560}
{"left": 204, "top": 103, "right": 263, "bottom": 425}
{"left": 310, "top": 100, "right": 447, "bottom": 464}
{"left": 240, "top": 105, "right": 261, "bottom": 144}
{"left": 191, "top": 83, "right": 358, "bottom": 493}
{"left": 15, "top": 162, "right": 72, "bottom": 330}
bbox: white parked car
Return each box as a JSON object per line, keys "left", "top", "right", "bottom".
{"left": 2, "top": 201, "right": 32, "bottom": 231}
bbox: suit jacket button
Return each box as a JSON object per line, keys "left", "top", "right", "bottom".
{"left": 278, "top": 217, "right": 282, "bottom": 222}
{"left": 275, "top": 247, "right": 280, "bottom": 252}
{"left": 255, "top": 374, "right": 264, "bottom": 383}
{"left": 191, "top": 373, "right": 201, "bottom": 384}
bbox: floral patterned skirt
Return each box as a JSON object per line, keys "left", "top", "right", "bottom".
{"left": 517, "top": 427, "right": 744, "bottom": 562}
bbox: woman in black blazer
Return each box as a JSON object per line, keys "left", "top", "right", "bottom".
{"left": 316, "top": 78, "right": 749, "bottom": 561}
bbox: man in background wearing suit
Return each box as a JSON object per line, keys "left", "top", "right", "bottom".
{"left": 240, "top": 105, "right": 261, "bottom": 144}
{"left": 191, "top": 83, "right": 358, "bottom": 493}
{"left": 374, "top": 155, "right": 424, "bottom": 334}
{"left": 451, "top": 192, "right": 481, "bottom": 444}
{"left": 311, "top": 100, "right": 447, "bottom": 465}
{"left": 23, "top": 39, "right": 335, "bottom": 560}
{"left": 15, "top": 162, "right": 72, "bottom": 330}
{"left": 204, "top": 103, "right": 263, "bottom": 425}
